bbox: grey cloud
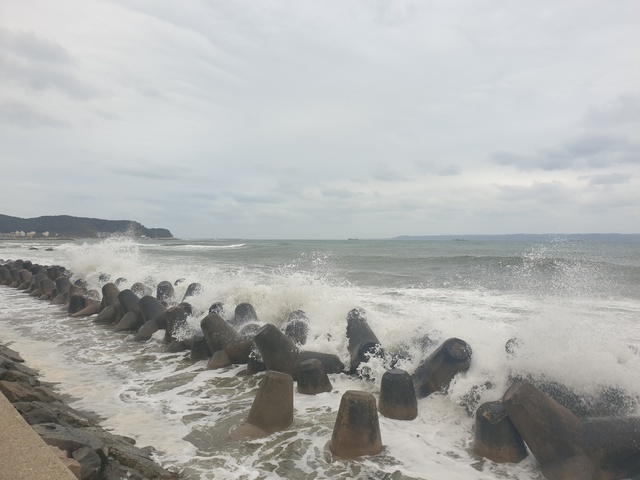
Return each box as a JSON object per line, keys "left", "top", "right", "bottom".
{"left": 496, "top": 181, "right": 570, "bottom": 204}
{"left": 435, "top": 164, "right": 462, "bottom": 176}
{"left": 109, "top": 160, "right": 193, "bottom": 181}
{"left": 581, "top": 173, "right": 632, "bottom": 185}
{"left": 585, "top": 94, "right": 640, "bottom": 126}
{"left": 0, "top": 28, "right": 73, "bottom": 64}
{"left": 416, "top": 162, "right": 463, "bottom": 176}
{"left": 92, "top": 110, "right": 121, "bottom": 121}
{"left": 321, "top": 187, "right": 358, "bottom": 199}
{"left": 371, "top": 163, "right": 409, "bottom": 181}
{"left": 0, "top": 28, "right": 101, "bottom": 100}
{"left": 492, "top": 134, "right": 639, "bottom": 171}
{"left": 228, "top": 192, "right": 282, "bottom": 205}
{"left": 130, "top": 79, "right": 167, "bottom": 99}
{"left": 0, "top": 100, "right": 69, "bottom": 128}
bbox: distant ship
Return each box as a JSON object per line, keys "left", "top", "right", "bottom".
{"left": 348, "top": 238, "right": 359, "bottom": 241}
{"left": 452, "top": 238, "right": 468, "bottom": 241}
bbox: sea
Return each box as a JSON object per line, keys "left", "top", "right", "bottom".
{"left": 1, "top": 236, "right": 639, "bottom": 480}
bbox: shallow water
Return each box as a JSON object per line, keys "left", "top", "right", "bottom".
{"left": 1, "top": 236, "right": 639, "bottom": 479}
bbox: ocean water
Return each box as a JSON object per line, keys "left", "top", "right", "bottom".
{"left": 1, "top": 236, "right": 640, "bottom": 479}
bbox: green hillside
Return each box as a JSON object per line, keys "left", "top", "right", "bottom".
{"left": 0, "top": 214, "right": 173, "bottom": 239}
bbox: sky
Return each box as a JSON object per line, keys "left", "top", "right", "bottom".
{"left": 1, "top": 0, "right": 639, "bottom": 239}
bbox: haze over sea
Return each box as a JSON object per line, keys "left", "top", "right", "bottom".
{"left": 1, "top": 235, "right": 640, "bottom": 479}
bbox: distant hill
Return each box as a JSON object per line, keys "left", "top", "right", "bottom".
{"left": 391, "top": 233, "right": 640, "bottom": 242}
{"left": 0, "top": 214, "right": 173, "bottom": 239}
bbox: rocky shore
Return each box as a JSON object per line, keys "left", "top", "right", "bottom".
{"left": 0, "top": 342, "right": 178, "bottom": 480}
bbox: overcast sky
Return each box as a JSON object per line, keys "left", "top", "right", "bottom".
{"left": 1, "top": 1, "right": 639, "bottom": 239}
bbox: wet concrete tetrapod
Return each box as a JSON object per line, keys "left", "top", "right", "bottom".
{"left": 182, "top": 282, "right": 202, "bottom": 302}
{"left": 93, "top": 283, "right": 120, "bottom": 324}
{"left": 412, "top": 337, "right": 472, "bottom": 398}
{"left": 582, "top": 417, "right": 640, "bottom": 479}
{"left": 207, "top": 350, "right": 232, "bottom": 370}
{"left": 201, "top": 313, "right": 241, "bottom": 353}
{"left": 253, "top": 324, "right": 300, "bottom": 378}
{"left": 297, "top": 358, "right": 332, "bottom": 395}
{"left": 190, "top": 334, "right": 211, "bottom": 361}
{"left": 330, "top": 390, "right": 383, "bottom": 459}
{"left": 156, "top": 280, "right": 175, "bottom": 304}
{"left": 130, "top": 282, "right": 152, "bottom": 298}
{"left": 503, "top": 381, "right": 584, "bottom": 478}
{"left": 472, "top": 401, "right": 527, "bottom": 463}
{"left": 282, "top": 310, "right": 309, "bottom": 345}
{"left": 139, "top": 295, "right": 167, "bottom": 328}
{"left": 117, "top": 290, "right": 141, "bottom": 316}
{"left": 37, "top": 277, "right": 56, "bottom": 300}
{"left": 164, "top": 305, "right": 189, "bottom": 344}
{"left": 71, "top": 301, "right": 102, "bottom": 318}
{"left": 503, "top": 381, "right": 640, "bottom": 480}
{"left": 28, "top": 272, "right": 47, "bottom": 294}
{"left": 9, "top": 268, "right": 21, "bottom": 287}
{"left": 17, "top": 269, "right": 32, "bottom": 290}
{"left": 0, "top": 266, "right": 11, "bottom": 285}
{"left": 51, "top": 276, "right": 72, "bottom": 303}
{"left": 233, "top": 370, "right": 294, "bottom": 438}
{"left": 67, "top": 294, "right": 87, "bottom": 315}
{"left": 208, "top": 302, "right": 224, "bottom": 315}
{"left": 230, "top": 302, "right": 259, "bottom": 328}
{"left": 131, "top": 296, "right": 167, "bottom": 340}
{"left": 378, "top": 369, "right": 417, "bottom": 420}
{"left": 346, "top": 308, "right": 383, "bottom": 374}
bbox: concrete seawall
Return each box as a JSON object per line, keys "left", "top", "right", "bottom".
{"left": 0, "top": 391, "right": 77, "bottom": 480}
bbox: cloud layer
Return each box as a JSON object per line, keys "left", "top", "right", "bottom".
{"left": 1, "top": 0, "right": 639, "bottom": 238}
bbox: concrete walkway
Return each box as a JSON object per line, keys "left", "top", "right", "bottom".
{"left": 0, "top": 391, "right": 77, "bottom": 480}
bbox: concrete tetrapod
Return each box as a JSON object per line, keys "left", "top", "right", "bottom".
{"left": 230, "top": 302, "right": 259, "bottom": 328}
{"left": 282, "top": 310, "right": 309, "bottom": 346}
{"left": 139, "top": 295, "right": 167, "bottom": 329}
{"left": 472, "top": 401, "right": 527, "bottom": 463}
{"left": 117, "top": 290, "right": 141, "bottom": 316}
{"left": 346, "top": 308, "right": 383, "bottom": 374}
{"left": 67, "top": 294, "right": 87, "bottom": 315}
{"left": 330, "top": 390, "right": 383, "bottom": 459}
{"left": 582, "top": 417, "right": 640, "bottom": 479}
{"left": 412, "top": 337, "right": 472, "bottom": 398}
{"left": 378, "top": 369, "right": 417, "bottom": 420}
{"left": 155, "top": 280, "right": 175, "bottom": 304}
{"left": 297, "top": 358, "right": 332, "bottom": 395}
{"left": 182, "top": 282, "right": 202, "bottom": 302}
{"left": 71, "top": 301, "right": 102, "bottom": 318}
{"left": 189, "top": 334, "right": 211, "bottom": 361}
{"left": 503, "top": 381, "right": 640, "bottom": 480}
{"left": 233, "top": 370, "right": 294, "bottom": 438}
{"left": 253, "top": 324, "right": 300, "bottom": 378}
{"left": 201, "top": 313, "right": 241, "bottom": 354}
{"left": 503, "top": 381, "right": 587, "bottom": 480}
{"left": 164, "top": 305, "right": 189, "bottom": 344}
